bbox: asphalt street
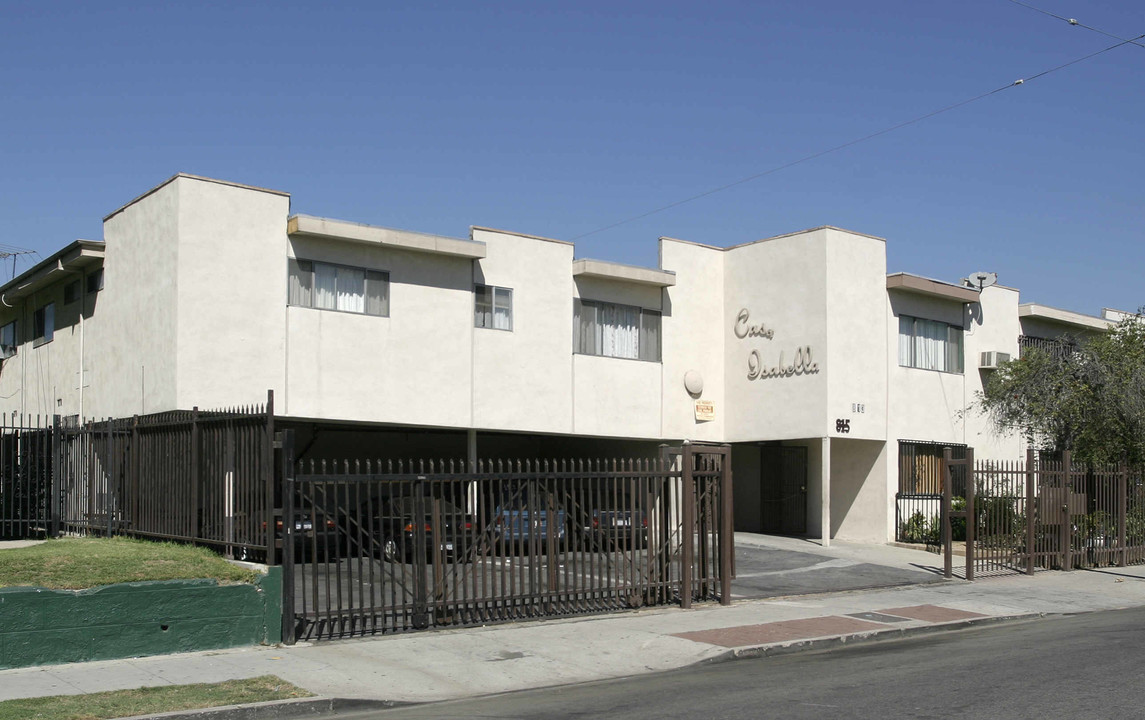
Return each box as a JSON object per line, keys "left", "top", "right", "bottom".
{"left": 344, "top": 606, "right": 1145, "bottom": 720}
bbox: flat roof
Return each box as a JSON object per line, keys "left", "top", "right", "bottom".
{"left": 886, "top": 273, "right": 979, "bottom": 303}
{"left": 470, "top": 226, "right": 573, "bottom": 246}
{"left": 1018, "top": 303, "right": 1113, "bottom": 331}
{"left": 0, "top": 240, "right": 105, "bottom": 302}
{"left": 104, "top": 173, "right": 290, "bottom": 222}
{"left": 289, "top": 215, "right": 486, "bottom": 260}
{"left": 572, "top": 258, "right": 676, "bottom": 287}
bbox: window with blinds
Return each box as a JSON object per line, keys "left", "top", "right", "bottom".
{"left": 898, "top": 315, "right": 964, "bottom": 373}
{"left": 574, "top": 299, "right": 661, "bottom": 362}
{"left": 288, "top": 259, "right": 389, "bottom": 317}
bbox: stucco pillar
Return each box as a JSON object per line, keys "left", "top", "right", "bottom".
{"left": 820, "top": 437, "right": 831, "bottom": 547}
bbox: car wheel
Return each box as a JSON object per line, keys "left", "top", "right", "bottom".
{"left": 382, "top": 538, "right": 401, "bottom": 563}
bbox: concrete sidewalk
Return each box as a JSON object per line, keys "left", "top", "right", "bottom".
{"left": 4, "top": 541, "right": 1145, "bottom": 709}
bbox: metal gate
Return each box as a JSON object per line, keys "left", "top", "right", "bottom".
{"left": 943, "top": 449, "right": 1144, "bottom": 579}
{"left": 759, "top": 446, "right": 806, "bottom": 535}
{"left": 280, "top": 435, "right": 732, "bottom": 643}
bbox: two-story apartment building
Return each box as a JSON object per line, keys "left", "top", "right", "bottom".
{"left": 0, "top": 174, "right": 1121, "bottom": 544}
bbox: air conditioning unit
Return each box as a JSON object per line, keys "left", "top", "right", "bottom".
{"left": 979, "top": 351, "right": 1011, "bottom": 369}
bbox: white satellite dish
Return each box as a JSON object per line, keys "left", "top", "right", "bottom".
{"left": 967, "top": 272, "right": 997, "bottom": 291}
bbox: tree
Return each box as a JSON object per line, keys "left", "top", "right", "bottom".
{"left": 977, "top": 311, "right": 1145, "bottom": 465}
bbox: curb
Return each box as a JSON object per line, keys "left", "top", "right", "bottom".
{"left": 116, "top": 696, "right": 408, "bottom": 720}
{"left": 694, "top": 613, "right": 1046, "bottom": 666}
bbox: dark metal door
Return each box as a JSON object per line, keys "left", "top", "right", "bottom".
{"left": 759, "top": 446, "right": 806, "bottom": 535}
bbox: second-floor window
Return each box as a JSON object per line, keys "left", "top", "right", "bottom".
{"left": 574, "top": 299, "right": 661, "bottom": 362}
{"left": 288, "top": 259, "right": 389, "bottom": 317}
{"left": 0, "top": 321, "right": 16, "bottom": 358}
{"left": 475, "top": 285, "right": 512, "bottom": 331}
{"left": 898, "top": 315, "right": 963, "bottom": 373}
{"left": 33, "top": 303, "right": 54, "bottom": 347}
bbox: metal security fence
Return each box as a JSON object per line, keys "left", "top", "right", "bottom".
{"left": 895, "top": 440, "right": 966, "bottom": 544}
{"left": 0, "top": 418, "right": 55, "bottom": 540}
{"left": 0, "top": 394, "right": 274, "bottom": 559}
{"left": 943, "top": 449, "right": 1145, "bottom": 579}
{"left": 280, "top": 438, "right": 732, "bottom": 643}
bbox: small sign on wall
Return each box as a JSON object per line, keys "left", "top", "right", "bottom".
{"left": 695, "top": 400, "right": 716, "bottom": 422}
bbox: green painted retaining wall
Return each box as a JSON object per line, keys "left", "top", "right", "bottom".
{"left": 0, "top": 567, "right": 281, "bottom": 669}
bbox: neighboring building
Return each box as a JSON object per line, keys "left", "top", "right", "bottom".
{"left": 0, "top": 173, "right": 1124, "bottom": 544}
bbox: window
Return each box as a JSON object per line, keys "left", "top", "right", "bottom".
{"left": 898, "top": 315, "right": 963, "bottom": 373}
{"left": 86, "top": 268, "right": 103, "bottom": 294}
{"left": 574, "top": 299, "right": 661, "bottom": 362}
{"left": 288, "top": 259, "right": 389, "bottom": 317}
{"left": 33, "top": 303, "right": 54, "bottom": 347}
{"left": 475, "top": 285, "right": 512, "bottom": 331}
{"left": 0, "top": 321, "right": 16, "bottom": 358}
{"left": 64, "top": 280, "right": 80, "bottom": 305}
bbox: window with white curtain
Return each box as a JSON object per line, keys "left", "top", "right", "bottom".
{"left": 574, "top": 299, "right": 661, "bottom": 362}
{"left": 898, "top": 315, "right": 963, "bottom": 373}
{"left": 475, "top": 285, "right": 513, "bottom": 331}
{"left": 288, "top": 259, "right": 389, "bottom": 317}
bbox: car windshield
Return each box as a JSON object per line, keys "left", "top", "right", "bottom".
{"left": 381, "top": 497, "right": 465, "bottom": 516}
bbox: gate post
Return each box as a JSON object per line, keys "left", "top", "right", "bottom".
{"left": 264, "top": 390, "right": 275, "bottom": 567}
{"left": 1062, "top": 450, "right": 1073, "bottom": 570}
{"left": 942, "top": 448, "right": 953, "bottom": 579}
{"left": 50, "top": 415, "right": 61, "bottom": 538}
{"left": 680, "top": 446, "right": 695, "bottom": 609}
{"left": 964, "top": 448, "right": 975, "bottom": 581}
{"left": 280, "top": 429, "right": 296, "bottom": 645}
{"left": 189, "top": 407, "right": 200, "bottom": 541}
{"left": 1025, "top": 448, "right": 1036, "bottom": 575}
{"left": 1118, "top": 459, "right": 1128, "bottom": 568}
{"left": 719, "top": 446, "right": 734, "bottom": 605}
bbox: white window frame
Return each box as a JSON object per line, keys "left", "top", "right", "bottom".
{"left": 898, "top": 314, "right": 964, "bottom": 373}
{"left": 475, "top": 285, "right": 513, "bottom": 331}
{"left": 288, "top": 258, "right": 389, "bottom": 317}
{"left": 573, "top": 299, "right": 661, "bottom": 362}
{"left": 33, "top": 303, "right": 54, "bottom": 347}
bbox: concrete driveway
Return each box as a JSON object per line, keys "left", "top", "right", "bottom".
{"left": 731, "top": 533, "right": 945, "bottom": 599}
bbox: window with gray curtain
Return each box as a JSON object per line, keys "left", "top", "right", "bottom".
{"left": 574, "top": 299, "right": 661, "bottom": 362}
{"left": 897, "top": 315, "right": 963, "bottom": 373}
{"left": 288, "top": 258, "right": 389, "bottom": 317}
{"left": 475, "top": 285, "right": 513, "bottom": 330}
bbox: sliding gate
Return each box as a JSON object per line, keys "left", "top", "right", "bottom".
{"left": 280, "top": 437, "right": 732, "bottom": 643}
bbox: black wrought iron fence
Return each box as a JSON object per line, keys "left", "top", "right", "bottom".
{"left": 281, "top": 439, "right": 732, "bottom": 643}
{"left": 0, "top": 394, "right": 274, "bottom": 559}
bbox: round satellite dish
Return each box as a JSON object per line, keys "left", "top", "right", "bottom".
{"left": 970, "top": 272, "right": 998, "bottom": 290}
{"left": 684, "top": 370, "right": 704, "bottom": 396}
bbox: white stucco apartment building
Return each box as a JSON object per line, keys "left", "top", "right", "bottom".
{"left": 0, "top": 174, "right": 1122, "bottom": 544}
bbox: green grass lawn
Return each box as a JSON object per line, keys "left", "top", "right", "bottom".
{"left": 0, "top": 676, "right": 312, "bottom": 720}
{"left": 0, "top": 537, "right": 259, "bottom": 589}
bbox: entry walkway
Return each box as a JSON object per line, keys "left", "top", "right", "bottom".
{"left": 731, "top": 533, "right": 944, "bottom": 598}
{"left": 5, "top": 541, "right": 1143, "bottom": 711}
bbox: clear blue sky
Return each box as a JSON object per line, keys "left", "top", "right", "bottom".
{"left": 2, "top": 1, "right": 1141, "bottom": 315}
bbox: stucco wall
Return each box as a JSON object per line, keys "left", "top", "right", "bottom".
{"left": 471, "top": 229, "right": 574, "bottom": 434}
{"left": 830, "top": 438, "right": 888, "bottom": 542}
{"left": 285, "top": 238, "right": 475, "bottom": 428}
{"left": 175, "top": 179, "right": 289, "bottom": 410}
{"left": 722, "top": 230, "right": 829, "bottom": 442}
{"left": 660, "top": 239, "right": 726, "bottom": 442}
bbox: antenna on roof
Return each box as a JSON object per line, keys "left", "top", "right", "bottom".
{"left": 0, "top": 244, "right": 39, "bottom": 283}
{"left": 960, "top": 271, "right": 998, "bottom": 291}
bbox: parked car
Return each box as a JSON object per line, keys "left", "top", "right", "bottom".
{"left": 487, "top": 484, "right": 567, "bottom": 553}
{"left": 361, "top": 496, "right": 475, "bottom": 563}
{"left": 584, "top": 506, "right": 647, "bottom": 550}
{"left": 236, "top": 509, "right": 340, "bottom": 563}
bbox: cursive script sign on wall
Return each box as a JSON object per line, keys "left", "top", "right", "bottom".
{"left": 734, "top": 308, "right": 820, "bottom": 380}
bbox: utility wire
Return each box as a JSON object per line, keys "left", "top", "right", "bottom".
{"left": 570, "top": 33, "right": 1143, "bottom": 241}
{"left": 1006, "top": 0, "right": 1145, "bottom": 49}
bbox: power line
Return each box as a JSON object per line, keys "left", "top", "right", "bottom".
{"left": 1006, "top": 0, "right": 1145, "bottom": 50}
{"left": 570, "top": 33, "right": 1144, "bottom": 242}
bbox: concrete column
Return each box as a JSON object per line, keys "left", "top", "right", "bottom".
{"left": 820, "top": 437, "right": 831, "bottom": 547}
